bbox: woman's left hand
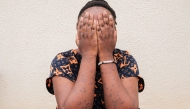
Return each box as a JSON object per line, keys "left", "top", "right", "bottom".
{"left": 97, "top": 10, "right": 117, "bottom": 61}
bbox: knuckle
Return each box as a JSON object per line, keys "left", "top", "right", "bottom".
{"left": 83, "top": 22, "right": 86, "bottom": 26}
{"left": 97, "top": 27, "right": 101, "bottom": 31}
{"left": 88, "top": 23, "right": 91, "bottom": 27}
{"left": 104, "top": 14, "right": 108, "bottom": 18}
{"left": 91, "top": 26, "right": 95, "bottom": 30}
{"left": 101, "top": 23, "right": 104, "bottom": 27}
{"left": 79, "top": 24, "right": 83, "bottom": 29}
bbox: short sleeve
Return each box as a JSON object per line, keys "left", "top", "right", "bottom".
{"left": 118, "top": 53, "right": 145, "bottom": 92}
{"left": 46, "top": 53, "right": 77, "bottom": 95}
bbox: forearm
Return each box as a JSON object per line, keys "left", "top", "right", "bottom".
{"left": 64, "top": 55, "right": 96, "bottom": 109}
{"left": 100, "top": 56, "right": 137, "bottom": 109}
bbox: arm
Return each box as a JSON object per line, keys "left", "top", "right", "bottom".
{"left": 99, "top": 61, "right": 139, "bottom": 109}
{"left": 97, "top": 11, "right": 139, "bottom": 109}
{"left": 53, "top": 12, "right": 98, "bottom": 109}
{"left": 53, "top": 56, "right": 96, "bottom": 109}
{"left": 63, "top": 55, "right": 96, "bottom": 109}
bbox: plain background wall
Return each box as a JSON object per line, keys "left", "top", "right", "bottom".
{"left": 0, "top": 0, "right": 190, "bottom": 109}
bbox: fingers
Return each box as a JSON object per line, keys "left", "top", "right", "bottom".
{"left": 78, "top": 11, "right": 115, "bottom": 41}
{"left": 92, "top": 19, "right": 97, "bottom": 34}
{"left": 79, "top": 17, "right": 83, "bottom": 29}
{"left": 78, "top": 12, "right": 96, "bottom": 40}
{"left": 83, "top": 12, "right": 89, "bottom": 26}
{"left": 108, "top": 15, "right": 114, "bottom": 38}
{"left": 98, "top": 11, "right": 114, "bottom": 39}
{"left": 78, "top": 17, "right": 84, "bottom": 40}
{"left": 98, "top": 13, "right": 105, "bottom": 39}
{"left": 97, "top": 24, "right": 102, "bottom": 40}
{"left": 98, "top": 13, "right": 104, "bottom": 28}
{"left": 103, "top": 10, "right": 109, "bottom": 38}
{"left": 108, "top": 15, "right": 114, "bottom": 28}
{"left": 83, "top": 12, "right": 89, "bottom": 37}
{"left": 87, "top": 13, "right": 94, "bottom": 37}
{"left": 88, "top": 13, "right": 94, "bottom": 27}
{"left": 103, "top": 10, "right": 109, "bottom": 25}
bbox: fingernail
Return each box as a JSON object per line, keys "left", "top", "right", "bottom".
{"left": 85, "top": 12, "right": 89, "bottom": 16}
{"left": 109, "top": 15, "right": 112, "bottom": 18}
{"left": 90, "top": 13, "right": 93, "bottom": 18}
{"left": 103, "top": 10, "right": 107, "bottom": 14}
{"left": 98, "top": 13, "right": 102, "bottom": 19}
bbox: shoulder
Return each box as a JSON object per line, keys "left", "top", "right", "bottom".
{"left": 113, "top": 48, "right": 132, "bottom": 56}
{"left": 51, "top": 49, "right": 79, "bottom": 66}
{"left": 114, "top": 48, "right": 145, "bottom": 92}
{"left": 113, "top": 48, "right": 139, "bottom": 75}
{"left": 53, "top": 49, "right": 75, "bottom": 59}
{"left": 113, "top": 48, "right": 136, "bottom": 62}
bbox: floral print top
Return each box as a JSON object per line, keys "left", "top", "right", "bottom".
{"left": 46, "top": 48, "right": 145, "bottom": 109}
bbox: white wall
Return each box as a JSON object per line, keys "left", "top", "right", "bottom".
{"left": 0, "top": 0, "right": 190, "bottom": 109}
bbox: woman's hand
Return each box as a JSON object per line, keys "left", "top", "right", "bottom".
{"left": 77, "top": 12, "right": 98, "bottom": 57}
{"left": 97, "top": 10, "right": 117, "bottom": 61}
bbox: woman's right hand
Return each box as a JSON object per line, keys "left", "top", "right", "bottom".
{"left": 76, "top": 12, "right": 98, "bottom": 57}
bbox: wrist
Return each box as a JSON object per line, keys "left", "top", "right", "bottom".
{"left": 98, "top": 54, "right": 113, "bottom": 62}
{"left": 81, "top": 52, "right": 97, "bottom": 57}
{"left": 82, "top": 54, "right": 97, "bottom": 60}
{"left": 98, "top": 60, "right": 116, "bottom": 66}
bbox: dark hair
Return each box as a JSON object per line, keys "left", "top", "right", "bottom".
{"left": 78, "top": 0, "right": 117, "bottom": 24}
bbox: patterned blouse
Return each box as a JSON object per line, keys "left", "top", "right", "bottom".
{"left": 46, "top": 48, "right": 145, "bottom": 109}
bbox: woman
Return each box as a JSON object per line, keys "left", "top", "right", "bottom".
{"left": 46, "top": 0, "right": 144, "bottom": 109}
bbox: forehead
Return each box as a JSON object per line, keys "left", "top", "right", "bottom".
{"left": 81, "top": 6, "right": 112, "bottom": 20}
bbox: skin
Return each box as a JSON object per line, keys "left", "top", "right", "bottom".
{"left": 52, "top": 7, "right": 139, "bottom": 109}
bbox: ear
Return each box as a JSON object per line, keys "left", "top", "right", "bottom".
{"left": 75, "top": 34, "right": 79, "bottom": 47}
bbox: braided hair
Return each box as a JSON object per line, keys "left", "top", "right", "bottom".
{"left": 78, "top": 0, "right": 117, "bottom": 24}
